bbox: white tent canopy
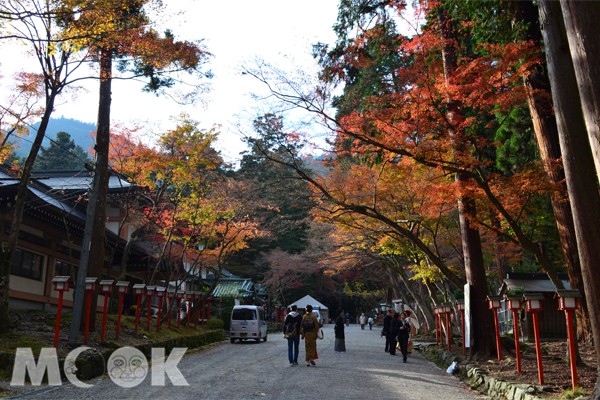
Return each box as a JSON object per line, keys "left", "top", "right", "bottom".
{"left": 289, "top": 295, "right": 328, "bottom": 310}
{"left": 289, "top": 295, "right": 329, "bottom": 324}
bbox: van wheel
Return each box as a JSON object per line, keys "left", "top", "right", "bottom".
{"left": 263, "top": 335, "right": 267, "bottom": 342}
{"left": 230, "top": 338, "right": 235, "bottom": 343}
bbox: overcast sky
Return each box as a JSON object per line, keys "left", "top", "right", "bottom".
{"left": 1, "top": 1, "right": 340, "bottom": 164}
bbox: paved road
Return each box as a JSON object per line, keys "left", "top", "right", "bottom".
{"left": 33, "top": 324, "right": 484, "bottom": 400}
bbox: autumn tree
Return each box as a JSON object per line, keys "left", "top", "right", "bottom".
{"left": 58, "top": 0, "right": 212, "bottom": 338}
{"left": 243, "top": 0, "right": 579, "bottom": 355}
{"left": 258, "top": 248, "right": 319, "bottom": 306}
{"left": 0, "top": 71, "right": 45, "bottom": 165}
{"left": 108, "top": 115, "right": 263, "bottom": 311}
{"left": 0, "top": 0, "right": 97, "bottom": 332}
{"left": 443, "top": 0, "right": 590, "bottom": 344}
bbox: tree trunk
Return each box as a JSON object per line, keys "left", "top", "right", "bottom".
{"left": 388, "top": 269, "right": 412, "bottom": 310}
{"left": 90, "top": 48, "right": 112, "bottom": 331}
{"left": 438, "top": 5, "right": 496, "bottom": 357}
{"left": 389, "top": 258, "right": 435, "bottom": 331}
{"left": 523, "top": 69, "right": 591, "bottom": 341}
{"left": 79, "top": 49, "right": 112, "bottom": 332}
{"left": 539, "top": 1, "right": 600, "bottom": 396}
{"left": 560, "top": 0, "right": 600, "bottom": 181}
{"left": 509, "top": 0, "right": 592, "bottom": 343}
{"left": 0, "top": 93, "right": 58, "bottom": 333}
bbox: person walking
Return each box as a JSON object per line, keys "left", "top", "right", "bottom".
{"left": 283, "top": 305, "right": 302, "bottom": 366}
{"left": 368, "top": 316, "right": 374, "bottom": 330}
{"left": 383, "top": 310, "right": 393, "bottom": 352}
{"left": 397, "top": 312, "right": 411, "bottom": 363}
{"left": 300, "top": 305, "right": 320, "bottom": 367}
{"left": 359, "top": 313, "right": 366, "bottom": 330}
{"left": 334, "top": 309, "right": 346, "bottom": 353}
{"left": 389, "top": 312, "right": 400, "bottom": 356}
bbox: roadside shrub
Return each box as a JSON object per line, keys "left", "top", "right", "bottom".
{"left": 207, "top": 318, "right": 224, "bottom": 330}
{"left": 217, "top": 296, "right": 236, "bottom": 330}
{"left": 267, "top": 321, "right": 283, "bottom": 333}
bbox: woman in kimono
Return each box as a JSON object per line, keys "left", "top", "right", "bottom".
{"left": 300, "top": 304, "right": 320, "bottom": 366}
{"left": 334, "top": 309, "right": 346, "bottom": 353}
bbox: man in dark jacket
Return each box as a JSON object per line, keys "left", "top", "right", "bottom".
{"left": 389, "top": 313, "right": 400, "bottom": 355}
{"left": 397, "top": 312, "right": 411, "bottom": 363}
{"left": 383, "top": 310, "right": 393, "bottom": 352}
{"left": 283, "top": 305, "right": 303, "bottom": 366}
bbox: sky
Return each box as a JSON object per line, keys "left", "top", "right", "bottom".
{"left": 1, "top": 1, "right": 341, "bottom": 164}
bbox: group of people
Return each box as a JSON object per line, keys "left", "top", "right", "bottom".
{"left": 283, "top": 304, "right": 321, "bottom": 367}
{"left": 283, "top": 306, "right": 349, "bottom": 367}
{"left": 382, "top": 310, "right": 411, "bottom": 363}
{"left": 283, "top": 306, "right": 411, "bottom": 366}
{"left": 359, "top": 313, "right": 375, "bottom": 330}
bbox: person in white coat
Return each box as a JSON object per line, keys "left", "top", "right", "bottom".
{"left": 359, "top": 313, "right": 366, "bottom": 330}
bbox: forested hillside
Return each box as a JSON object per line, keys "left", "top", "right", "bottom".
{"left": 14, "top": 117, "right": 95, "bottom": 158}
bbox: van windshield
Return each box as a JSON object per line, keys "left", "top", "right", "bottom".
{"left": 232, "top": 309, "right": 257, "bottom": 320}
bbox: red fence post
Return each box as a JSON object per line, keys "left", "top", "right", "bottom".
{"left": 156, "top": 288, "right": 166, "bottom": 332}
{"left": 207, "top": 297, "right": 212, "bottom": 321}
{"left": 52, "top": 276, "right": 71, "bottom": 348}
{"left": 532, "top": 311, "right": 544, "bottom": 384}
{"left": 556, "top": 290, "right": 581, "bottom": 391}
{"left": 54, "top": 291, "right": 65, "bottom": 348}
{"left": 99, "top": 280, "right": 114, "bottom": 342}
{"left": 566, "top": 309, "right": 578, "bottom": 389}
{"left": 84, "top": 278, "right": 98, "bottom": 345}
{"left": 101, "top": 293, "right": 109, "bottom": 341}
{"left": 115, "top": 281, "right": 130, "bottom": 340}
{"left": 132, "top": 284, "right": 145, "bottom": 336}
{"left": 146, "top": 286, "right": 155, "bottom": 332}
{"left": 84, "top": 290, "right": 93, "bottom": 344}
{"left": 446, "top": 312, "right": 451, "bottom": 351}
{"left": 434, "top": 309, "right": 439, "bottom": 345}
{"left": 524, "top": 293, "right": 545, "bottom": 385}
{"left": 167, "top": 289, "right": 175, "bottom": 330}
{"left": 487, "top": 296, "right": 503, "bottom": 361}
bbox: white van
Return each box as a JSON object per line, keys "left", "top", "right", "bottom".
{"left": 230, "top": 305, "right": 268, "bottom": 343}
{"left": 312, "top": 309, "right": 324, "bottom": 326}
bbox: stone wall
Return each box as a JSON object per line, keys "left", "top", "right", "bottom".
{"left": 1, "top": 329, "right": 225, "bottom": 381}
{"left": 416, "top": 344, "right": 548, "bottom": 400}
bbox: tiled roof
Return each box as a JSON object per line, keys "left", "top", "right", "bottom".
{"left": 203, "top": 269, "right": 266, "bottom": 300}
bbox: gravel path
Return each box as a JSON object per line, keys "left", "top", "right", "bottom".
{"left": 27, "top": 324, "right": 484, "bottom": 400}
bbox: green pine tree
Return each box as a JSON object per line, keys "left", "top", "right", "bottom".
{"left": 33, "top": 131, "right": 91, "bottom": 170}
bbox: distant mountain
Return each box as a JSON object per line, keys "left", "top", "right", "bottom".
{"left": 304, "top": 153, "right": 330, "bottom": 176}
{"left": 14, "top": 117, "right": 96, "bottom": 158}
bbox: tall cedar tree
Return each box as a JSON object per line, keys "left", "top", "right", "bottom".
{"left": 444, "top": 0, "right": 590, "bottom": 343}
{"left": 64, "top": 0, "right": 211, "bottom": 334}
{"left": 229, "top": 114, "right": 316, "bottom": 281}
{"left": 539, "top": 1, "right": 600, "bottom": 396}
